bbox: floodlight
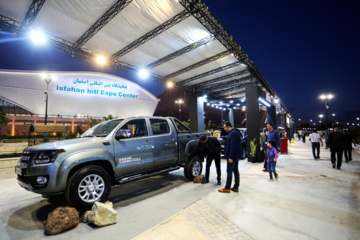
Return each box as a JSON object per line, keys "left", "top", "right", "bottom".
{"left": 96, "top": 55, "right": 107, "bottom": 65}
{"left": 29, "top": 30, "right": 47, "bottom": 45}
{"left": 167, "top": 81, "right": 174, "bottom": 88}
{"left": 138, "top": 69, "right": 149, "bottom": 78}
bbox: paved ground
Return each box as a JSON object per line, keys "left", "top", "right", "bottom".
{"left": 0, "top": 140, "right": 359, "bottom": 240}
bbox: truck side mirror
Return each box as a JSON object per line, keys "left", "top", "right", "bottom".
{"left": 115, "top": 129, "right": 131, "bottom": 140}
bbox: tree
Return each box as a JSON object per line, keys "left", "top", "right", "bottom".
{"left": 0, "top": 111, "right": 9, "bottom": 141}
{"left": 103, "top": 114, "right": 117, "bottom": 121}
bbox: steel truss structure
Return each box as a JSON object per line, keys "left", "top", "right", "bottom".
{"left": 178, "top": 61, "right": 240, "bottom": 86}
{"left": 72, "top": 0, "right": 133, "bottom": 50}
{"left": 0, "top": 0, "right": 284, "bottom": 103}
{"left": 20, "top": 0, "right": 46, "bottom": 29}
{"left": 163, "top": 50, "right": 229, "bottom": 80}
{"left": 146, "top": 34, "right": 215, "bottom": 69}
{"left": 112, "top": 10, "right": 191, "bottom": 59}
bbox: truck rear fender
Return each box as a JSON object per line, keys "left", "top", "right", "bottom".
{"left": 57, "top": 149, "right": 116, "bottom": 187}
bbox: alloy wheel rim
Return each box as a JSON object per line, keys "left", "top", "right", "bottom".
{"left": 78, "top": 174, "right": 105, "bottom": 203}
{"left": 192, "top": 160, "right": 201, "bottom": 176}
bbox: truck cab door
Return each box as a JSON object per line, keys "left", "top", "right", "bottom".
{"left": 149, "top": 118, "right": 177, "bottom": 169}
{"left": 114, "top": 119, "right": 154, "bottom": 177}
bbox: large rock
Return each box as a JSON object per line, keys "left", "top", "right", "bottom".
{"left": 81, "top": 201, "right": 117, "bottom": 226}
{"left": 193, "top": 175, "right": 204, "bottom": 183}
{"left": 45, "top": 206, "right": 79, "bottom": 235}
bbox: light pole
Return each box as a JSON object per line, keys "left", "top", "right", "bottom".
{"left": 42, "top": 74, "right": 53, "bottom": 125}
{"left": 175, "top": 99, "right": 184, "bottom": 119}
{"left": 319, "top": 94, "right": 334, "bottom": 129}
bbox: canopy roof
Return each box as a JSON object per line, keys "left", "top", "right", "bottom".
{"left": 0, "top": 0, "right": 280, "bottom": 102}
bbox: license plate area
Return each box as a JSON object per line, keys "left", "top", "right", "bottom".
{"left": 15, "top": 166, "right": 23, "bottom": 176}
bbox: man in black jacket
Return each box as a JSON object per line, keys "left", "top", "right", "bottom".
{"left": 328, "top": 127, "right": 346, "bottom": 169}
{"left": 191, "top": 135, "right": 222, "bottom": 185}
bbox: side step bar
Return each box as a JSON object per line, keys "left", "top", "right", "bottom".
{"left": 115, "top": 166, "right": 180, "bottom": 184}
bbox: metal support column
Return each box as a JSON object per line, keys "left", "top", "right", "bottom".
{"left": 266, "top": 105, "right": 277, "bottom": 129}
{"left": 189, "top": 94, "right": 205, "bottom": 133}
{"left": 246, "top": 85, "right": 264, "bottom": 163}
{"left": 224, "top": 109, "right": 234, "bottom": 127}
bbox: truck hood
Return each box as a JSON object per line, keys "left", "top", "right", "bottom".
{"left": 25, "top": 137, "right": 108, "bottom": 151}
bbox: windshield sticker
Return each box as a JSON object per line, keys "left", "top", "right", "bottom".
{"left": 119, "top": 157, "right": 141, "bottom": 164}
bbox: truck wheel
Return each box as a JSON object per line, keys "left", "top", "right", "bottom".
{"left": 65, "top": 166, "right": 111, "bottom": 210}
{"left": 184, "top": 156, "right": 203, "bottom": 181}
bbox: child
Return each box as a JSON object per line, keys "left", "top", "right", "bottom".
{"left": 267, "top": 141, "right": 279, "bottom": 181}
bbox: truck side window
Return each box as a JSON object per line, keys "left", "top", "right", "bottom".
{"left": 150, "top": 119, "right": 170, "bottom": 135}
{"left": 174, "top": 119, "right": 191, "bottom": 133}
{"left": 120, "top": 119, "right": 147, "bottom": 138}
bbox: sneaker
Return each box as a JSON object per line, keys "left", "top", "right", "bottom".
{"left": 332, "top": 164, "right": 336, "bottom": 169}
{"left": 317, "top": 157, "right": 321, "bottom": 159}
{"left": 230, "top": 188, "right": 239, "bottom": 192}
{"left": 262, "top": 168, "right": 268, "bottom": 172}
{"left": 275, "top": 174, "right": 279, "bottom": 180}
{"left": 217, "top": 180, "right": 221, "bottom": 185}
{"left": 268, "top": 178, "right": 274, "bottom": 182}
{"left": 218, "top": 188, "right": 230, "bottom": 193}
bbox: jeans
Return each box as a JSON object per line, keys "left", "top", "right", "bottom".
{"left": 330, "top": 148, "right": 343, "bottom": 168}
{"left": 311, "top": 142, "right": 320, "bottom": 159}
{"left": 267, "top": 162, "right": 277, "bottom": 179}
{"left": 205, "top": 154, "right": 221, "bottom": 181}
{"left": 225, "top": 158, "right": 239, "bottom": 189}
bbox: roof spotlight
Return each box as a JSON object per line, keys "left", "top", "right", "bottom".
{"left": 29, "top": 29, "right": 47, "bottom": 45}
{"left": 138, "top": 69, "right": 149, "bottom": 79}
{"left": 96, "top": 55, "right": 107, "bottom": 65}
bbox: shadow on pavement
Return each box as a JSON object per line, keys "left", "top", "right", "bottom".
{"left": 5, "top": 170, "right": 187, "bottom": 232}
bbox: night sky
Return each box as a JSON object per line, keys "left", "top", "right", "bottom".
{"left": 0, "top": 0, "right": 359, "bottom": 126}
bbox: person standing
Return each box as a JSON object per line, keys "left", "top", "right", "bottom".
{"left": 260, "top": 130, "right": 269, "bottom": 171}
{"left": 190, "top": 135, "right": 221, "bottom": 185}
{"left": 344, "top": 130, "right": 356, "bottom": 163}
{"left": 328, "top": 127, "right": 346, "bottom": 169}
{"left": 309, "top": 130, "right": 324, "bottom": 160}
{"left": 218, "top": 121, "right": 241, "bottom": 193}
{"left": 267, "top": 123, "right": 280, "bottom": 151}
{"left": 302, "top": 132, "right": 306, "bottom": 143}
{"left": 266, "top": 141, "right": 279, "bottom": 181}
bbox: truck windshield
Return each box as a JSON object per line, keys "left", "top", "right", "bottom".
{"left": 81, "top": 119, "right": 123, "bottom": 137}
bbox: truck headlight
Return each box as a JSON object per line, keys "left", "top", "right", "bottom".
{"left": 34, "top": 149, "right": 66, "bottom": 164}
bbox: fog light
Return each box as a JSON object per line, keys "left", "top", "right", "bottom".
{"left": 37, "top": 176, "right": 47, "bottom": 184}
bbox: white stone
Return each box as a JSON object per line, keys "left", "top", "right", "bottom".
{"left": 86, "top": 201, "right": 117, "bottom": 226}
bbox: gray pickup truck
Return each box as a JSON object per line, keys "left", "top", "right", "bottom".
{"left": 15, "top": 117, "right": 204, "bottom": 209}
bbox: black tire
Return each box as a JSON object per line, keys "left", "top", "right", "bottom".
{"left": 184, "top": 156, "right": 203, "bottom": 181}
{"left": 65, "top": 165, "right": 111, "bottom": 210}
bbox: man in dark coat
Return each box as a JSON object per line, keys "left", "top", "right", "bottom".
{"left": 328, "top": 127, "right": 346, "bottom": 169}
{"left": 344, "top": 130, "right": 356, "bottom": 162}
{"left": 191, "top": 135, "right": 221, "bottom": 185}
{"left": 219, "top": 121, "right": 242, "bottom": 193}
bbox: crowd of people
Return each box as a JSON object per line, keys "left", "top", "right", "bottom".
{"left": 191, "top": 122, "right": 357, "bottom": 194}
{"left": 306, "top": 128, "right": 357, "bottom": 169}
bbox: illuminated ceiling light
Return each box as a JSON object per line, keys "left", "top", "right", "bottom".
{"left": 138, "top": 69, "right": 149, "bottom": 79}
{"left": 206, "top": 103, "right": 210, "bottom": 106}
{"left": 219, "top": 101, "right": 223, "bottom": 104}
{"left": 203, "top": 94, "right": 207, "bottom": 99}
{"left": 219, "top": 107, "right": 222, "bottom": 110}
{"left": 29, "top": 29, "right": 47, "bottom": 45}
{"left": 241, "top": 63, "right": 247, "bottom": 67}
{"left": 241, "top": 98, "right": 245, "bottom": 103}
{"left": 216, "top": 106, "right": 219, "bottom": 109}
{"left": 166, "top": 81, "right": 174, "bottom": 88}
{"left": 236, "top": 103, "right": 240, "bottom": 106}
{"left": 274, "top": 98, "right": 280, "bottom": 104}
{"left": 226, "top": 104, "right": 230, "bottom": 107}
{"left": 96, "top": 55, "right": 107, "bottom": 65}
{"left": 230, "top": 100, "right": 234, "bottom": 103}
